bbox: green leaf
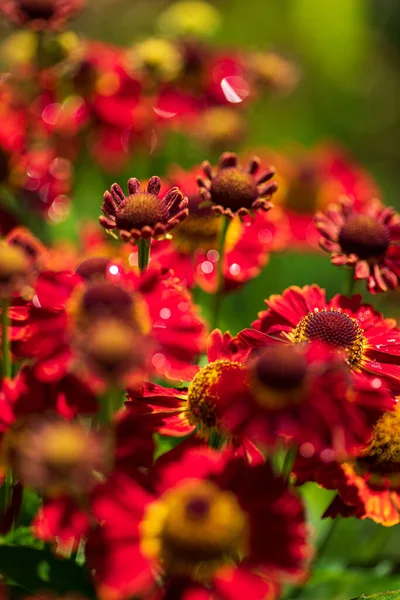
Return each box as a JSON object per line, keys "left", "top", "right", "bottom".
{"left": 0, "top": 545, "right": 95, "bottom": 597}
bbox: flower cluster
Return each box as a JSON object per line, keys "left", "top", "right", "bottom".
{"left": 1, "top": 2, "right": 400, "bottom": 600}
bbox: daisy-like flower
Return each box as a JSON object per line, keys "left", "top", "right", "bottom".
{"left": 126, "top": 329, "right": 251, "bottom": 442}
{"left": 99, "top": 176, "right": 189, "bottom": 242}
{"left": 239, "top": 285, "right": 400, "bottom": 394}
{"left": 294, "top": 406, "right": 400, "bottom": 527}
{"left": 315, "top": 196, "right": 400, "bottom": 294}
{"left": 151, "top": 166, "right": 288, "bottom": 291}
{"left": 197, "top": 152, "right": 278, "bottom": 219}
{"left": 17, "top": 263, "right": 206, "bottom": 383}
{"left": 86, "top": 446, "right": 309, "bottom": 600}
{"left": 234, "top": 342, "right": 394, "bottom": 459}
{"left": 0, "top": 0, "right": 84, "bottom": 30}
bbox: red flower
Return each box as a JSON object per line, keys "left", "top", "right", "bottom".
{"left": 151, "top": 166, "right": 288, "bottom": 292}
{"left": 126, "top": 329, "right": 250, "bottom": 442}
{"left": 315, "top": 196, "right": 400, "bottom": 293}
{"left": 17, "top": 264, "right": 206, "bottom": 383}
{"left": 293, "top": 406, "right": 400, "bottom": 526}
{"left": 197, "top": 152, "right": 277, "bottom": 219}
{"left": 86, "top": 446, "right": 309, "bottom": 600}
{"left": 0, "top": 0, "right": 84, "bottom": 30}
{"left": 257, "top": 144, "right": 381, "bottom": 249}
{"left": 100, "top": 177, "right": 188, "bottom": 242}
{"left": 231, "top": 341, "right": 394, "bottom": 459}
{"left": 239, "top": 284, "right": 400, "bottom": 394}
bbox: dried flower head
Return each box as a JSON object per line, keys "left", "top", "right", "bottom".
{"left": 197, "top": 152, "right": 278, "bottom": 218}
{"left": 315, "top": 196, "right": 400, "bottom": 293}
{"left": 99, "top": 176, "right": 189, "bottom": 242}
{"left": 0, "top": 0, "right": 84, "bottom": 30}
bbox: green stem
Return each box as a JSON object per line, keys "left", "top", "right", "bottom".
{"left": 138, "top": 238, "right": 151, "bottom": 273}
{"left": 344, "top": 267, "right": 356, "bottom": 297}
{"left": 281, "top": 446, "right": 297, "bottom": 481}
{"left": 211, "top": 217, "right": 230, "bottom": 330}
{"left": 1, "top": 300, "right": 11, "bottom": 379}
{"left": 98, "top": 386, "right": 124, "bottom": 424}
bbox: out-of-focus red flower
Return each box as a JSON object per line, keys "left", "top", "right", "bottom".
{"left": 0, "top": 0, "right": 85, "bottom": 31}
{"left": 17, "top": 264, "right": 206, "bottom": 383}
{"left": 86, "top": 446, "right": 309, "bottom": 600}
{"left": 256, "top": 144, "right": 381, "bottom": 249}
{"left": 100, "top": 176, "right": 188, "bottom": 242}
{"left": 198, "top": 152, "right": 278, "bottom": 219}
{"left": 239, "top": 284, "right": 400, "bottom": 395}
{"left": 10, "top": 146, "right": 73, "bottom": 219}
{"left": 232, "top": 341, "right": 394, "bottom": 458}
{"left": 294, "top": 406, "right": 400, "bottom": 526}
{"left": 316, "top": 195, "right": 400, "bottom": 294}
{"left": 126, "top": 329, "right": 249, "bottom": 441}
{"left": 151, "top": 165, "right": 289, "bottom": 292}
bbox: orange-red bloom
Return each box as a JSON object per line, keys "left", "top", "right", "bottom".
{"left": 294, "top": 407, "right": 400, "bottom": 526}
{"left": 316, "top": 196, "right": 400, "bottom": 294}
{"left": 239, "top": 284, "right": 400, "bottom": 394}
{"left": 86, "top": 446, "right": 309, "bottom": 600}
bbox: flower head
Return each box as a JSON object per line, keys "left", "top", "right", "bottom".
{"left": 239, "top": 285, "right": 400, "bottom": 395}
{"left": 0, "top": 241, "right": 32, "bottom": 298}
{"left": 294, "top": 407, "right": 400, "bottom": 526}
{"left": 157, "top": 1, "right": 221, "bottom": 39}
{"left": 130, "top": 37, "right": 183, "bottom": 82}
{"left": 240, "top": 342, "right": 394, "bottom": 458}
{"left": 315, "top": 196, "right": 400, "bottom": 293}
{"left": 99, "top": 176, "right": 188, "bottom": 242}
{"left": 197, "top": 152, "right": 278, "bottom": 218}
{"left": 86, "top": 447, "right": 309, "bottom": 599}
{"left": 0, "top": 0, "right": 84, "bottom": 30}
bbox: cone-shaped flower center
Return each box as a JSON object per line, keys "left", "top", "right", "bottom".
{"left": 355, "top": 411, "right": 400, "bottom": 483}
{"left": 338, "top": 215, "right": 390, "bottom": 260}
{"left": 292, "top": 309, "right": 365, "bottom": 365}
{"left": 187, "top": 360, "right": 246, "bottom": 433}
{"left": 115, "top": 192, "right": 169, "bottom": 232}
{"left": 140, "top": 480, "right": 248, "bottom": 580}
{"left": 211, "top": 168, "right": 258, "bottom": 211}
{"left": 75, "top": 257, "right": 111, "bottom": 282}
{"left": 42, "top": 422, "right": 88, "bottom": 468}
{"left": 251, "top": 346, "right": 307, "bottom": 410}
{"left": 83, "top": 319, "right": 142, "bottom": 375}
{"left": 19, "top": 0, "right": 55, "bottom": 19}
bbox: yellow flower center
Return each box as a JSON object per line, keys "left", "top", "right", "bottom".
{"left": 42, "top": 422, "right": 87, "bottom": 467}
{"left": 291, "top": 308, "right": 365, "bottom": 365}
{"left": 0, "top": 244, "right": 29, "bottom": 284}
{"left": 355, "top": 410, "right": 400, "bottom": 487}
{"left": 186, "top": 360, "right": 246, "bottom": 435}
{"left": 140, "top": 479, "right": 248, "bottom": 581}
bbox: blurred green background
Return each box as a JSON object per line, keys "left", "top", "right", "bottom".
{"left": 3, "top": 2, "right": 400, "bottom": 598}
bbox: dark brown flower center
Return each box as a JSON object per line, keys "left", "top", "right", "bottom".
{"left": 19, "top": 0, "right": 56, "bottom": 20}
{"left": 305, "top": 311, "right": 356, "bottom": 347}
{"left": 338, "top": 215, "right": 390, "bottom": 260}
{"left": 81, "top": 282, "right": 133, "bottom": 321}
{"left": 292, "top": 309, "right": 365, "bottom": 365}
{"left": 210, "top": 167, "right": 258, "bottom": 211}
{"left": 116, "top": 192, "right": 169, "bottom": 232}
{"left": 75, "top": 257, "right": 111, "bottom": 282}
{"left": 254, "top": 346, "right": 307, "bottom": 391}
